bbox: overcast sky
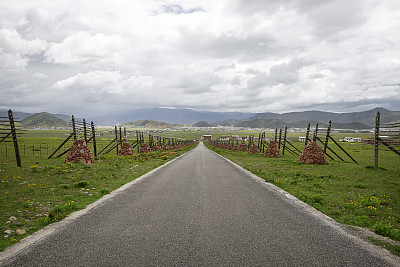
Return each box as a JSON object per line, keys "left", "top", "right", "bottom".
{"left": 1, "top": 0, "right": 399, "bottom": 117}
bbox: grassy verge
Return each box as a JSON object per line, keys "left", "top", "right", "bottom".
{"left": 368, "top": 237, "right": 400, "bottom": 256}
{"left": 205, "top": 142, "right": 400, "bottom": 256}
{"left": 0, "top": 143, "right": 198, "bottom": 252}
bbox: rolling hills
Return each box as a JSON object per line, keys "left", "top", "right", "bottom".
{"left": 120, "top": 120, "right": 173, "bottom": 128}
{"left": 21, "top": 112, "right": 68, "bottom": 128}
{"left": 250, "top": 107, "right": 399, "bottom": 126}
{"left": 192, "top": 121, "right": 215, "bottom": 127}
{"left": 3, "top": 107, "right": 399, "bottom": 129}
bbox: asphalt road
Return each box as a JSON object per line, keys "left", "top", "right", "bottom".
{"left": 1, "top": 142, "right": 397, "bottom": 266}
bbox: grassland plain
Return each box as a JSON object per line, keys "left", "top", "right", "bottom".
{"left": 0, "top": 136, "right": 197, "bottom": 252}
{"left": 205, "top": 142, "right": 400, "bottom": 256}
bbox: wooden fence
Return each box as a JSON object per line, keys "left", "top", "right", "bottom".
{"left": 209, "top": 121, "right": 357, "bottom": 164}
{"left": 373, "top": 111, "right": 400, "bottom": 171}
{"left": 0, "top": 109, "right": 23, "bottom": 166}
{"left": 48, "top": 116, "right": 97, "bottom": 159}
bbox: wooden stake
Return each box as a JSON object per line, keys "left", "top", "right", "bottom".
{"left": 323, "top": 121, "right": 332, "bottom": 154}
{"left": 374, "top": 112, "right": 380, "bottom": 169}
{"left": 91, "top": 121, "right": 97, "bottom": 157}
{"left": 72, "top": 115, "right": 77, "bottom": 141}
{"left": 282, "top": 127, "right": 287, "bottom": 155}
{"left": 305, "top": 123, "right": 310, "bottom": 146}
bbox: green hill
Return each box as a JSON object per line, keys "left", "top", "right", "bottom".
{"left": 192, "top": 121, "right": 215, "bottom": 127}
{"left": 235, "top": 118, "right": 371, "bottom": 130}
{"left": 235, "top": 118, "right": 289, "bottom": 128}
{"left": 121, "top": 120, "right": 172, "bottom": 128}
{"left": 21, "top": 112, "right": 68, "bottom": 128}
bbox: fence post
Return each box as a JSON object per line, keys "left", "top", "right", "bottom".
{"left": 305, "top": 123, "right": 310, "bottom": 146}
{"left": 282, "top": 127, "right": 287, "bottom": 155}
{"left": 115, "top": 126, "right": 119, "bottom": 155}
{"left": 278, "top": 129, "right": 282, "bottom": 149}
{"left": 91, "top": 121, "right": 97, "bottom": 157}
{"left": 119, "top": 127, "right": 122, "bottom": 144}
{"left": 83, "top": 119, "right": 87, "bottom": 143}
{"left": 374, "top": 112, "right": 380, "bottom": 169}
{"left": 323, "top": 121, "right": 332, "bottom": 154}
{"left": 8, "top": 109, "right": 21, "bottom": 167}
{"left": 313, "top": 123, "right": 319, "bottom": 141}
{"left": 72, "top": 115, "right": 77, "bottom": 141}
{"left": 136, "top": 131, "right": 140, "bottom": 153}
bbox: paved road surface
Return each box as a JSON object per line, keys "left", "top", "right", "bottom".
{"left": 1, "top": 143, "right": 397, "bottom": 266}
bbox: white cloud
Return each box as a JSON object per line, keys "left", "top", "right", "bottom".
{"left": 32, "top": 72, "right": 48, "bottom": 79}
{"left": 1, "top": 0, "right": 400, "bottom": 117}
{"left": 53, "top": 71, "right": 122, "bottom": 92}
{"left": 0, "top": 27, "right": 47, "bottom": 72}
{"left": 45, "top": 32, "right": 131, "bottom": 66}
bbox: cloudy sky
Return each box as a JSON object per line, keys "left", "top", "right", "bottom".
{"left": 1, "top": 0, "right": 399, "bottom": 117}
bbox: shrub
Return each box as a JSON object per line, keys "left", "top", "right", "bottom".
{"left": 73, "top": 180, "right": 88, "bottom": 188}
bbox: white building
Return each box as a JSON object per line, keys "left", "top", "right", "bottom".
{"left": 343, "top": 137, "right": 362, "bottom": 143}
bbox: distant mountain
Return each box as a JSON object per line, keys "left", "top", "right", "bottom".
{"left": 52, "top": 113, "right": 72, "bottom": 122}
{"left": 251, "top": 107, "right": 399, "bottom": 126}
{"left": 0, "top": 109, "right": 73, "bottom": 122}
{"left": 3, "top": 107, "right": 398, "bottom": 127}
{"left": 235, "top": 118, "right": 288, "bottom": 129}
{"left": 235, "top": 118, "right": 371, "bottom": 130}
{"left": 192, "top": 121, "right": 215, "bottom": 127}
{"left": 0, "top": 110, "right": 34, "bottom": 121}
{"left": 214, "top": 119, "right": 240, "bottom": 126}
{"left": 120, "top": 120, "right": 173, "bottom": 128}
{"left": 21, "top": 112, "right": 68, "bottom": 128}
{"left": 331, "top": 122, "right": 371, "bottom": 130}
{"left": 235, "top": 119, "right": 325, "bottom": 129}
{"left": 91, "top": 108, "right": 255, "bottom": 125}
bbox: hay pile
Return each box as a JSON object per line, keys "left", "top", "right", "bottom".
{"left": 238, "top": 142, "right": 248, "bottom": 151}
{"left": 118, "top": 142, "right": 135, "bottom": 156}
{"left": 248, "top": 143, "right": 260, "bottom": 154}
{"left": 298, "top": 141, "right": 327, "bottom": 165}
{"left": 139, "top": 142, "right": 151, "bottom": 153}
{"left": 153, "top": 142, "right": 162, "bottom": 151}
{"left": 162, "top": 144, "right": 170, "bottom": 150}
{"left": 65, "top": 140, "right": 94, "bottom": 164}
{"left": 232, "top": 143, "right": 239, "bottom": 151}
{"left": 264, "top": 141, "right": 281, "bottom": 158}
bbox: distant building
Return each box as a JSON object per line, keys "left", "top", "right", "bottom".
{"left": 219, "top": 136, "right": 230, "bottom": 141}
{"left": 202, "top": 135, "right": 212, "bottom": 141}
{"left": 231, "top": 135, "right": 240, "bottom": 141}
{"left": 344, "top": 137, "right": 362, "bottom": 143}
